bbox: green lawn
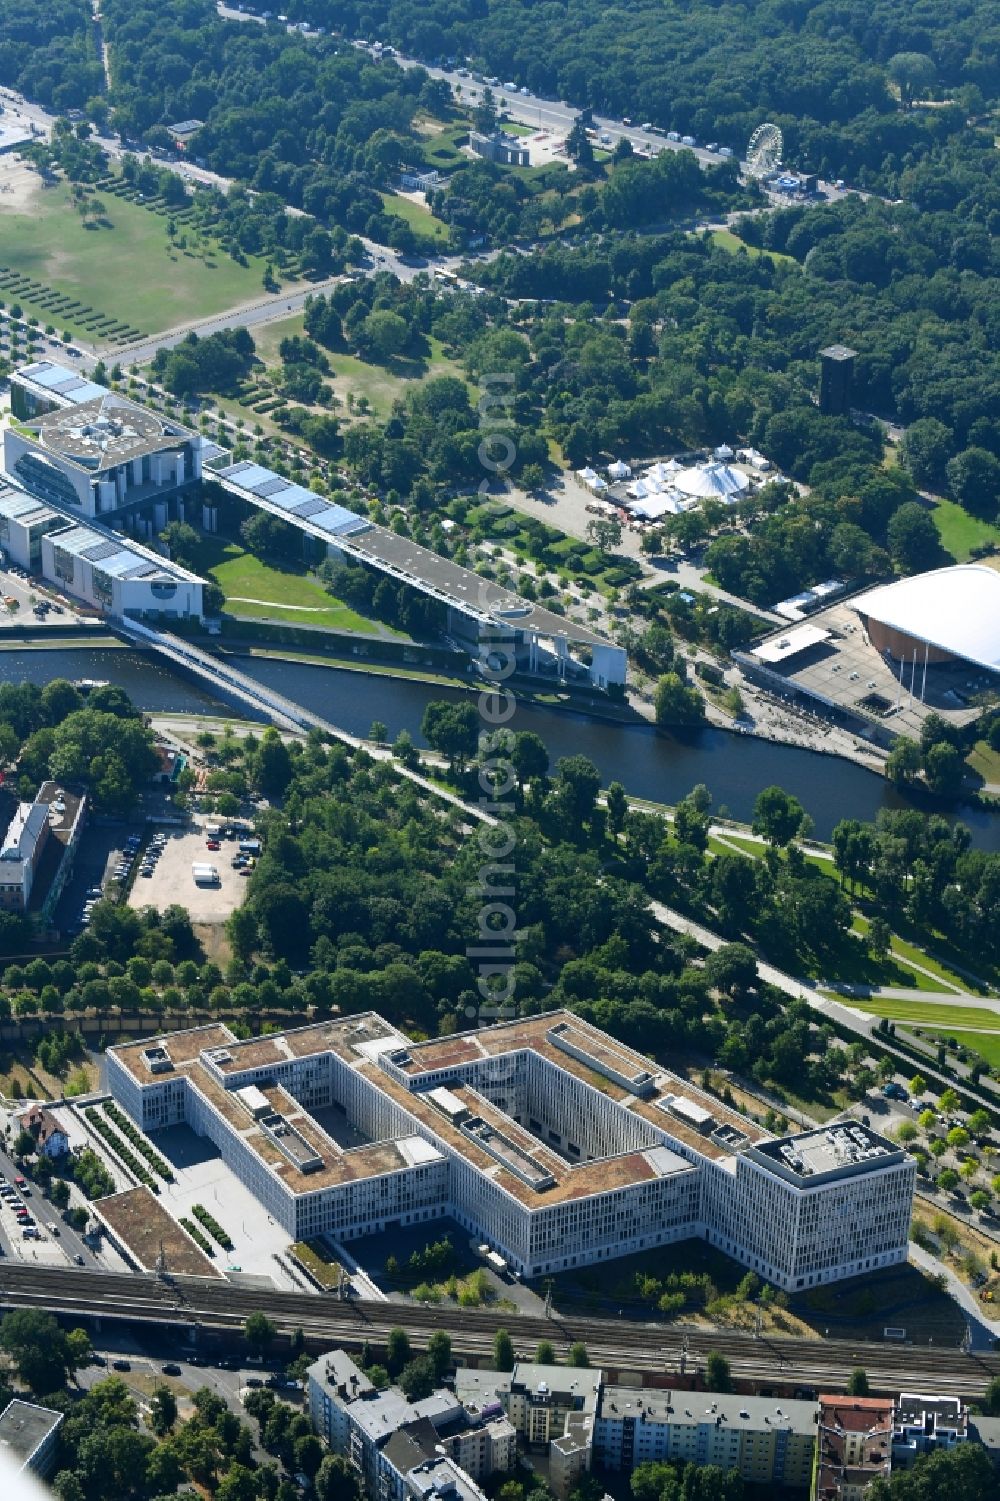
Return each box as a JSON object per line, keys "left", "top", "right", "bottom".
{"left": 929, "top": 497, "right": 1000, "bottom": 562}
{"left": 848, "top": 996, "right": 1000, "bottom": 1031}
{"left": 937, "top": 1030, "right": 1000, "bottom": 1067}
{"left": 379, "top": 191, "right": 451, "bottom": 243}
{"left": 0, "top": 177, "right": 269, "bottom": 339}
{"left": 967, "top": 739, "right": 1000, "bottom": 786}
{"left": 190, "top": 536, "right": 397, "bottom": 636}
{"left": 250, "top": 316, "right": 470, "bottom": 421}
{"left": 708, "top": 229, "right": 798, "bottom": 266}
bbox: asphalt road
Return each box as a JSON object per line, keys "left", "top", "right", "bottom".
{"left": 0, "top": 1137, "right": 100, "bottom": 1270}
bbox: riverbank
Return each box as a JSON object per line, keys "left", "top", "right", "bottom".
{"left": 1, "top": 642, "right": 997, "bottom": 845}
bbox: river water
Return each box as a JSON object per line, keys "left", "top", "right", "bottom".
{"left": 5, "top": 647, "right": 999, "bottom": 848}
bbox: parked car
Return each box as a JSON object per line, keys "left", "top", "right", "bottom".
{"left": 112, "top": 1360, "right": 131, "bottom": 1372}
{"left": 161, "top": 1363, "right": 182, "bottom": 1376}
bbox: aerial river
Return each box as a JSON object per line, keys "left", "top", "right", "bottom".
{"left": 5, "top": 646, "right": 999, "bottom": 848}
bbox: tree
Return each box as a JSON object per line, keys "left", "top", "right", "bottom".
{"left": 703, "top": 943, "right": 757, "bottom": 1000}
{"left": 566, "top": 1342, "right": 590, "bottom": 1367}
{"left": 705, "top": 1351, "right": 731, "bottom": 1392}
{"left": 654, "top": 672, "right": 704, "bottom": 726}
{"left": 0, "top": 1309, "right": 77, "bottom": 1393}
{"left": 937, "top": 1168, "right": 959, "bottom": 1192}
{"left": 535, "top": 1340, "right": 556, "bottom": 1364}
{"left": 946, "top": 448, "right": 1000, "bottom": 518}
{"left": 566, "top": 116, "right": 594, "bottom": 168}
{"left": 984, "top": 1375, "right": 1000, "bottom": 1415}
{"left": 868, "top": 917, "right": 892, "bottom": 960}
{"left": 316, "top": 1455, "right": 361, "bottom": 1501}
{"left": 887, "top": 52, "right": 936, "bottom": 107}
{"left": 493, "top": 1328, "right": 515, "bottom": 1371}
{"left": 422, "top": 1331, "right": 451, "bottom": 1380}
{"left": 473, "top": 87, "right": 498, "bottom": 136}
{"left": 386, "top": 1327, "right": 411, "bottom": 1376}
{"left": 361, "top": 310, "right": 408, "bottom": 362}
{"left": 255, "top": 729, "right": 292, "bottom": 798}
{"left": 422, "top": 700, "right": 479, "bottom": 771}
{"left": 150, "top": 1384, "right": 178, "bottom": 1436}
{"left": 887, "top": 502, "right": 940, "bottom": 573}
{"left": 399, "top": 1355, "right": 437, "bottom": 1401}
{"left": 586, "top": 517, "right": 622, "bottom": 555}
{"left": 910, "top": 1075, "right": 927, "bottom": 1098}
{"left": 752, "top": 785, "right": 804, "bottom": 848}
{"left": 369, "top": 720, "right": 388, "bottom": 745}
{"left": 847, "top": 1367, "right": 869, "bottom": 1395}
{"left": 294, "top": 1434, "right": 325, "bottom": 1479}
{"left": 244, "top": 1312, "right": 277, "bottom": 1354}
{"left": 512, "top": 731, "right": 549, "bottom": 789}
{"left": 886, "top": 1440, "right": 995, "bottom": 1498}
{"left": 606, "top": 781, "right": 628, "bottom": 837}
{"left": 217, "top": 1465, "right": 259, "bottom": 1501}
{"left": 554, "top": 755, "right": 602, "bottom": 831}
{"left": 886, "top": 737, "right": 921, "bottom": 787}
{"left": 901, "top": 418, "right": 953, "bottom": 491}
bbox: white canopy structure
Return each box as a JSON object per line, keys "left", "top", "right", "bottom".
{"left": 607, "top": 459, "right": 631, "bottom": 480}
{"left": 852, "top": 565, "right": 1000, "bottom": 671}
{"left": 714, "top": 443, "right": 734, "bottom": 460}
{"left": 674, "top": 461, "right": 750, "bottom": 501}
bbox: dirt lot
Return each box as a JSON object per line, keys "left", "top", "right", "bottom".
{"left": 128, "top": 815, "right": 248, "bottom": 924}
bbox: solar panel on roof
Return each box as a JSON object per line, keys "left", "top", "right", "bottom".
{"left": 81, "top": 539, "right": 123, "bottom": 563}
{"left": 31, "top": 364, "right": 76, "bottom": 390}
{"left": 253, "top": 476, "right": 294, "bottom": 497}
{"left": 223, "top": 463, "right": 274, "bottom": 488}
{"left": 312, "top": 505, "right": 366, "bottom": 535}
{"left": 287, "top": 496, "right": 326, "bottom": 518}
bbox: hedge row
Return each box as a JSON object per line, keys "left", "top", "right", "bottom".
{"left": 101, "top": 1100, "right": 174, "bottom": 1180}
{"left": 84, "top": 1106, "right": 160, "bottom": 1193}
{"left": 192, "top": 1202, "right": 233, "bottom": 1251}
{"left": 180, "top": 1217, "right": 215, "bottom": 1256}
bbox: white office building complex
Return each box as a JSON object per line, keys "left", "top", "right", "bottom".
{"left": 7, "top": 368, "right": 203, "bottom": 522}
{"left": 40, "top": 523, "right": 204, "bottom": 621}
{"left": 107, "top": 1011, "right": 914, "bottom": 1290}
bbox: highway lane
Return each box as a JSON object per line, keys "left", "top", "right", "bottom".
{"left": 2, "top": 1262, "right": 998, "bottom": 1395}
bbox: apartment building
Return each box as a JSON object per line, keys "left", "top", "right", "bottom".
{"left": 107, "top": 1010, "right": 915, "bottom": 1289}
{"left": 0, "top": 1400, "right": 64, "bottom": 1478}
{"left": 595, "top": 1387, "right": 817, "bottom": 1493}
{"left": 307, "top": 1351, "right": 515, "bottom": 1501}
{"left": 814, "top": 1395, "right": 893, "bottom": 1501}
{"left": 892, "top": 1394, "right": 968, "bottom": 1469}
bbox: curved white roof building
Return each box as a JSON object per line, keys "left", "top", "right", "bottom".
{"left": 674, "top": 460, "right": 749, "bottom": 500}
{"left": 852, "top": 564, "right": 1000, "bottom": 669}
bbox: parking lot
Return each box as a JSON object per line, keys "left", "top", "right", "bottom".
{"left": 0, "top": 562, "right": 92, "bottom": 630}
{"left": 128, "top": 813, "right": 250, "bottom": 923}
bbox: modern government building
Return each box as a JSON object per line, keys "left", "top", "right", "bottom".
{"left": 107, "top": 1010, "right": 915, "bottom": 1291}
{"left": 0, "top": 360, "right": 626, "bottom": 689}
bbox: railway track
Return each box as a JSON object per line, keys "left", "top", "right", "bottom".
{"left": 2, "top": 1263, "right": 997, "bottom": 1397}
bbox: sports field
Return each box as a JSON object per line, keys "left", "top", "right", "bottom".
{"left": 0, "top": 170, "right": 266, "bottom": 338}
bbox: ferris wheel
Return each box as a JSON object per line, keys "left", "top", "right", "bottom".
{"left": 745, "top": 122, "right": 783, "bottom": 177}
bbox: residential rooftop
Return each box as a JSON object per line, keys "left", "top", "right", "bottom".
{"left": 599, "top": 1386, "right": 818, "bottom": 1437}
{"left": 0, "top": 1400, "right": 63, "bottom": 1471}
